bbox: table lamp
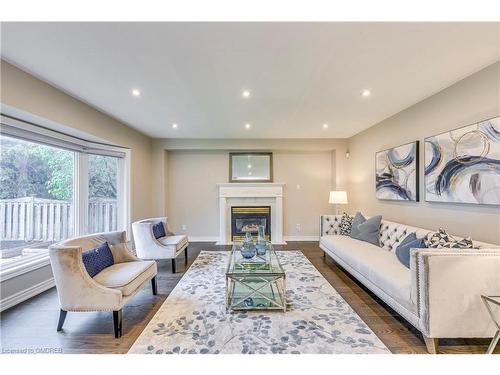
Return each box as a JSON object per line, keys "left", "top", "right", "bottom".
{"left": 329, "top": 191, "right": 348, "bottom": 215}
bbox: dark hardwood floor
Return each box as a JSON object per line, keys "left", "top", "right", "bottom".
{"left": 0, "top": 242, "right": 496, "bottom": 354}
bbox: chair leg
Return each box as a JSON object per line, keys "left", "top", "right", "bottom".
{"left": 151, "top": 276, "right": 158, "bottom": 295}
{"left": 113, "top": 310, "right": 123, "bottom": 338}
{"left": 57, "top": 309, "right": 67, "bottom": 332}
{"left": 171, "top": 258, "right": 176, "bottom": 273}
{"left": 423, "top": 336, "right": 439, "bottom": 354}
{"left": 184, "top": 247, "right": 188, "bottom": 265}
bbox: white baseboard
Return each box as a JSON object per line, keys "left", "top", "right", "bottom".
{"left": 284, "top": 236, "right": 319, "bottom": 241}
{"left": 0, "top": 277, "right": 55, "bottom": 312}
{"left": 216, "top": 241, "right": 288, "bottom": 245}
{"left": 189, "top": 236, "right": 318, "bottom": 243}
{"left": 188, "top": 236, "right": 219, "bottom": 242}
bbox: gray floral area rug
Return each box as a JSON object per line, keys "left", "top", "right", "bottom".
{"left": 128, "top": 251, "right": 389, "bottom": 354}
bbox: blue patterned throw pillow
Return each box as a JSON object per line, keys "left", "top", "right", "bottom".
{"left": 82, "top": 242, "right": 114, "bottom": 277}
{"left": 395, "top": 233, "right": 426, "bottom": 268}
{"left": 152, "top": 221, "right": 166, "bottom": 239}
{"left": 425, "top": 228, "right": 473, "bottom": 249}
{"left": 339, "top": 212, "right": 353, "bottom": 235}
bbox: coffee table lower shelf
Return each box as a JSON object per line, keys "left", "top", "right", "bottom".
{"left": 226, "top": 275, "right": 286, "bottom": 312}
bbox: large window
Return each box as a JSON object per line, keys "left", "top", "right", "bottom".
{"left": 87, "top": 154, "right": 121, "bottom": 233}
{"left": 0, "top": 118, "right": 128, "bottom": 273}
{"left": 0, "top": 136, "right": 76, "bottom": 266}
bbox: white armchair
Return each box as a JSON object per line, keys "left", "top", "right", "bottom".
{"left": 132, "top": 217, "right": 189, "bottom": 273}
{"left": 49, "top": 231, "right": 157, "bottom": 338}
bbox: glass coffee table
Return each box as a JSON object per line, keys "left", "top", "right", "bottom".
{"left": 225, "top": 243, "right": 286, "bottom": 312}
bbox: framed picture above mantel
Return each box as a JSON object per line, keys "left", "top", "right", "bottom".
{"left": 229, "top": 152, "right": 273, "bottom": 183}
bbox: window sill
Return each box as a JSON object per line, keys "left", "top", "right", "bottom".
{"left": 0, "top": 252, "right": 51, "bottom": 282}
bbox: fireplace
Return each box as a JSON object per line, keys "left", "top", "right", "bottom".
{"left": 217, "top": 183, "right": 284, "bottom": 245}
{"left": 231, "top": 206, "right": 271, "bottom": 242}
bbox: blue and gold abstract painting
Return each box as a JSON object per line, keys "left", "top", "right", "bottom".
{"left": 424, "top": 116, "right": 500, "bottom": 205}
{"left": 375, "top": 141, "right": 419, "bottom": 201}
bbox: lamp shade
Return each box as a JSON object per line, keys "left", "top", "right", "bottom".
{"left": 329, "top": 191, "right": 348, "bottom": 204}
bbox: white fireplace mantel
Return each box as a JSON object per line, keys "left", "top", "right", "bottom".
{"left": 216, "top": 183, "right": 286, "bottom": 245}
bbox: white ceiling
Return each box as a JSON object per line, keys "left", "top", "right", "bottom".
{"left": 1, "top": 22, "right": 499, "bottom": 139}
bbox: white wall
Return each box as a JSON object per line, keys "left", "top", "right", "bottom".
{"left": 0, "top": 59, "right": 154, "bottom": 310}
{"left": 159, "top": 61, "right": 500, "bottom": 246}
{"left": 165, "top": 149, "right": 339, "bottom": 239}
{"left": 1, "top": 60, "right": 154, "bottom": 223}
{"left": 274, "top": 151, "right": 333, "bottom": 239}
{"left": 347, "top": 62, "right": 500, "bottom": 244}
{"left": 168, "top": 150, "right": 226, "bottom": 238}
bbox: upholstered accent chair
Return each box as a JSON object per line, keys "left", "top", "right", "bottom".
{"left": 49, "top": 231, "right": 157, "bottom": 338}
{"left": 132, "top": 217, "right": 189, "bottom": 273}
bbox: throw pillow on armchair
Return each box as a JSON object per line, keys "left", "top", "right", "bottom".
{"left": 152, "top": 221, "right": 167, "bottom": 239}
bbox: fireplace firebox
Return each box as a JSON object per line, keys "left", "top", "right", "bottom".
{"left": 231, "top": 206, "right": 271, "bottom": 242}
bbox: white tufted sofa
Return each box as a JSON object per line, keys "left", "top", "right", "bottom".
{"left": 319, "top": 214, "right": 500, "bottom": 353}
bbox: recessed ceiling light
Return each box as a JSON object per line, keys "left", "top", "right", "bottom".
{"left": 242, "top": 90, "right": 251, "bottom": 98}
{"left": 248, "top": 164, "right": 252, "bottom": 169}
{"left": 245, "top": 123, "right": 251, "bottom": 129}
{"left": 323, "top": 123, "right": 329, "bottom": 129}
{"left": 131, "top": 89, "right": 141, "bottom": 97}
{"left": 361, "top": 89, "right": 371, "bottom": 97}
{"left": 172, "top": 123, "right": 178, "bottom": 129}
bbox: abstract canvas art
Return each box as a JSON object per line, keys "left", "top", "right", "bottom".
{"left": 424, "top": 116, "right": 500, "bottom": 205}
{"left": 375, "top": 141, "right": 419, "bottom": 201}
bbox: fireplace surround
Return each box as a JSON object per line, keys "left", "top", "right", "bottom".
{"left": 216, "top": 183, "right": 285, "bottom": 245}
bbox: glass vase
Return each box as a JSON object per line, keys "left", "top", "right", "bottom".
{"left": 240, "top": 232, "right": 256, "bottom": 259}
{"left": 256, "top": 225, "right": 267, "bottom": 255}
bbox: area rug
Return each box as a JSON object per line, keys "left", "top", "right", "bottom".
{"left": 128, "top": 251, "right": 389, "bottom": 354}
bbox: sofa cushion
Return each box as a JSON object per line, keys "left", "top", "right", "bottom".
{"left": 152, "top": 221, "right": 166, "bottom": 239}
{"left": 93, "top": 260, "right": 157, "bottom": 296}
{"left": 396, "top": 235, "right": 426, "bottom": 269}
{"left": 321, "top": 235, "right": 415, "bottom": 312}
{"left": 350, "top": 212, "right": 382, "bottom": 246}
{"left": 158, "top": 235, "right": 188, "bottom": 253}
{"left": 82, "top": 242, "right": 114, "bottom": 277}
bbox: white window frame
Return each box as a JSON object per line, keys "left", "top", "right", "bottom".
{"left": 81, "top": 152, "right": 129, "bottom": 236}
{"left": 0, "top": 115, "right": 131, "bottom": 279}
